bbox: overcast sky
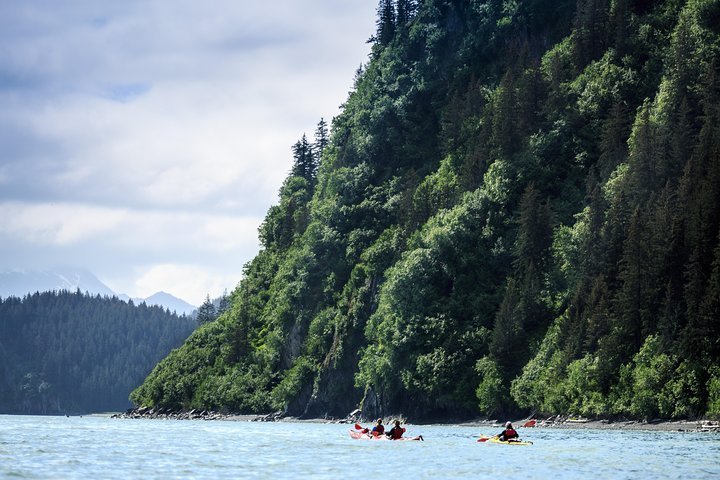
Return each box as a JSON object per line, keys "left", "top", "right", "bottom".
{"left": 0, "top": 1, "right": 377, "bottom": 305}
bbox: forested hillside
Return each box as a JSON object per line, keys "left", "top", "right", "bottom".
{"left": 0, "top": 290, "right": 196, "bottom": 414}
{"left": 132, "top": 0, "right": 720, "bottom": 421}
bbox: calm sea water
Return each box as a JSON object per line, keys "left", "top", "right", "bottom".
{"left": 1, "top": 415, "right": 718, "bottom": 479}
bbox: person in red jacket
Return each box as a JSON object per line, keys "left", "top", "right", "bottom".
{"left": 498, "top": 421, "right": 519, "bottom": 441}
{"left": 387, "top": 420, "right": 406, "bottom": 440}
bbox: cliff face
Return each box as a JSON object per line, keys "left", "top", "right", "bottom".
{"left": 132, "top": 0, "right": 720, "bottom": 421}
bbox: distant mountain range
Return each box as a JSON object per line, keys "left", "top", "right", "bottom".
{"left": 0, "top": 268, "right": 197, "bottom": 315}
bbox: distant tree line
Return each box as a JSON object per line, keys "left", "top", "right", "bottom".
{"left": 0, "top": 290, "right": 196, "bottom": 414}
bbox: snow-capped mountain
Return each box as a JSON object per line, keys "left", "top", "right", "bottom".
{"left": 0, "top": 268, "right": 115, "bottom": 298}
{"left": 0, "top": 268, "right": 197, "bottom": 315}
{"left": 142, "top": 291, "right": 197, "bottom": 316}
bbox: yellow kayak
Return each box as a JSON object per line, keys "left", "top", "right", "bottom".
{"left": 478, "top": 435, "right": 533, "bottom": 445}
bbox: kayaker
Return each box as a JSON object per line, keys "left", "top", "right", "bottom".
{"left": 387, "top": 420, "right": 405, "bottom": 440}
{"left": 371, "top": 418, "right": 385, "bottom": 436}
{"left": 497, "top": 421, "right": 519, "bottom": 441}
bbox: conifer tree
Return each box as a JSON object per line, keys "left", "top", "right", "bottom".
{"left": 572, "top": 0, "right": 609, "bottom": 69}
{"left": 665, "top": 96, "right": 694, "bottom": 183}
{"left": 196, "top": 295, "right": 217, "bottom": 325}
{"left": 313, "top": 118, "right": 329, "bottom": 164}
{"left": 376, "top": 0, "right": 396, "bottom": 46}
{"left": 492, "top": 69, "right": 519, "bottom": 158}
{"left": 626, "top": 101, "right": 657, "bottom": 203}
{"left": 291, "top": 134, "right": 316, "bottom": 183}
{"left": 609, "top": 0, "right": 630, "bottom": 56}
{"left": 396, "top": 0, "right": 417, "bottom": 31}
{"left": 614, "top": 207, "right": 647, "bottom": 356}
{"left": 514, "top": 184, "right": 553, "bottom": 276}
{"left": 217, "top": 290, "right": 230, "bottom": 316}
{"left": 696, "top": 228, "right": 720, "bottom": 362}
{"left": 598, "top": 102, "right": 630, "bottom": 182}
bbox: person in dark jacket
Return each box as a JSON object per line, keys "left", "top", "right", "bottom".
{"left": 498, "top": 421, "right": 519, "bottom": 441}
{"left": 371, "top": 418, "right": 385, "bottom": 436}
{"left": 387, "top": 420, "right": 406, "bottom": 440}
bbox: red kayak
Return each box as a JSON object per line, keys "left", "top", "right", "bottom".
{"left": 349, "top": 430, "right": 423, "bottom": 441}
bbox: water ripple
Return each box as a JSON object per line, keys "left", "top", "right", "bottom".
{"left": 0, "top": 415, "right": 718, "bottom": 479}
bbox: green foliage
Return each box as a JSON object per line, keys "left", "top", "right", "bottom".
{"left": 475, "top": 357, "right": 508, "bottom": 415}
{"left": 608, "top": 336, "right": 705, "bottom": 419}
{"left": 707, "top": 367, "right": 720, "bottom": 419}
{"left": 412, "top": 155, "right": 461, "bottom": 223}
{"left": 132, "top": 0, "right": 720, "bottom": 421}
{"left": 559, "top": 355, "right": 608, "bottom": 416}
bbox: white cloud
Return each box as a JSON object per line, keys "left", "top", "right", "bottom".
{"left": 0, "top": 200, "right": 262, "bottom": 304}
{"left": 133, "top": 263, "right": 239, "bottom": 307}
{"left": 0, "top": 201, "right": 130, "bottom": 245}
{"left": 0, "top": 200, "right": 262, "bottom": 252}
{"left": 0, "top": 0, "right": 376, "bottom": 302}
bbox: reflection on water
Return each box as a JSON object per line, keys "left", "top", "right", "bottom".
{"left": 0, "top": 415, "right": 718, "bottom": 479}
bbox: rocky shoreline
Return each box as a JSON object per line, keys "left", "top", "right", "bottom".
{"left": 112, "top": 407, "right": 719, "bottom": 433}
{"left": 459, "top": 416, "right": 720, "bottom": 433}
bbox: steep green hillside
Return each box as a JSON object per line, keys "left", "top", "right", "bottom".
{"left": 132, "top": 0, "right": 720, "bottom": 420}
{"left": 0, "top": 290, "right": 196, "bottom": 414}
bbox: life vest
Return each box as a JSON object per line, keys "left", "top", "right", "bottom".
{"left": 372, "top": 425, "right": 385, "bottom": 435}
{"left": 503, "top": 428, "right": 518, "bottom": 439}
{"left": 388, "top": 426, "right": 406, "bottom": 440}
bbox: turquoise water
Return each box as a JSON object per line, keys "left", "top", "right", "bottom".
{"left": 1, "top": 415, "right": 718, "bottom": 479}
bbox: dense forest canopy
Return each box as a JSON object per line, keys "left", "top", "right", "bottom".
{"left": 0, "top": 290, "right": 196, "bottom": 414}
{"left": 132, "top": 0, "right": 720, "bottom": 421}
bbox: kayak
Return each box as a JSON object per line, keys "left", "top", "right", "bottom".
{"left": 349, "top": 430, "right": 423, "bottom": 441}
{"left": 478, "top": 435, "right": 533, "bottom": 445}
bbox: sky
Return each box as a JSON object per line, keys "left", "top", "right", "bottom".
{"left": 0, "top": 1, "right": 377, "bottom": 306}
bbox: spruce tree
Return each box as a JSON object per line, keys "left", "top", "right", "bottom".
{"left": 376, "top": 0, "right": 396, "bottom": 46}
{"left": 572, "top": 0, "right": 609, "bottom": 69}
{"left": 313, "top": 118, "right": 329, "bottom": 164}
{"left": 217, "top": 290, "right": 230, "bottom": 316}
{"left": 396, "top": 0, "right": 417, "bottom": 32}
{"left": 598, "top": 102, "right": 630, "bottom": 182}
{"left": 291, "top": 134, "right": 316, "bottom": 183}
{"left": 697, "top": 228, "right": 720, "bottom": 362}
{"left": 196, "top": 295, "right": 217, "bottom": 325}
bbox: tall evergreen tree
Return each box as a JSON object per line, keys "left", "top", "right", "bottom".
{"left": 217, "top": 290, "right": 230, "bottom": 316}
{"left": 313, "top": 118, "right": 329, "bottom": 164}
{"left": 697, "top": 228, "right": 720, "bottom": 362}
{"left": 609, "top": 0, "right": 630, "bottom": 56}
{"left": 376, "top": 0, "right": 396, "bottom": 46}
{"left": 396, "top": 0, "right": 417, "bottom": 31}
{"left": 196, "top": 295, "right": 217, "bottom": 325}
{"left": 597, "top": 101, "right": 630, "bottom": 182}
{"left": 492, "top": 68, "right": 520, "bottom": 158}
{"left": 291, "top": 134, "right": 316, "bottom": 183}
{"left": 572, "top": 0, "right": 609, "bottom": 69}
